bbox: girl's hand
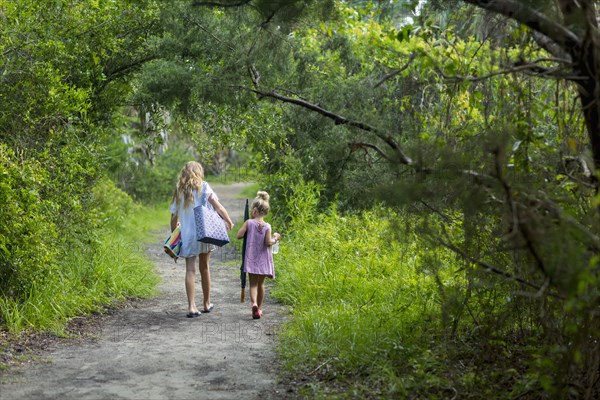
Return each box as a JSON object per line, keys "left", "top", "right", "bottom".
{"left": 274, "top": 232, "right": 281, "bottom": 241}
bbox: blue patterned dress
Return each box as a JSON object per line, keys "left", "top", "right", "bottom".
{"left": 243, "top": 219, "right": 275, "bottom": 278}
{"left": 170, "top": 182, "right": 217, "bottom": 258}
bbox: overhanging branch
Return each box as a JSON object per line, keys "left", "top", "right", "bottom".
{"left": 462, "top": 0, "right": 581, "bottom": 53}
{"left": 99, "top": 54, "right": 159, "bottom": 93}
{"left": 192, "top": 0, "right": 252, "bottom": 7}
{"left": 439, "top": 239, "right": 564, "bottom": 299}
{"left": 243, "top": 86, "right": 414, "bottom": 165}
{"left": 437, "top": 58, "right": 581, "bottom": 83}
{"left": 349, "top": 142, "right": 393, "bottom": 162}
{"left": 374, "top": 52, "right": 418, "bottom": 88}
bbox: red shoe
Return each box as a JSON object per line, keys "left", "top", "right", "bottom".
{"left": 252, "top": 304, "right": 260, "bottom": 319}
{"left": 258, "top": 308, "right": 263, "bottom": 318}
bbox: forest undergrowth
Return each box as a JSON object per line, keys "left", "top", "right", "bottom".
{"left": 270, "top": 182, "right": 594, "bottom": 399}
{"left": 0, "top": 179, "right": 162, "bottom": 337}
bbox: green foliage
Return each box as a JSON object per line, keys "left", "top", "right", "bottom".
{"left": 230, "top": 1, "right": 600, "bottom": 396}
{"left": 273, "top": 207, "right": 465, "bottom": 397}
{"left": 1, "top": 0, "right": 599, "bottom": 397}
{"left": 273, "top": 201, "right": 599, "bottom": 398}
{"left": 0, "top": 0, "right": 159, "bottom": 149}
{"left": 115, "top": 142, "right": 192, "bottom": 204}
{"left": 0, "top": 0, "right": 163, "bottom": 334}
{"left": 262, "top": 159, "right": 323, "bottom": 230}
{"left": 0, "top": 180, "right": 160, "bottom": 334}
{"left": 0, "top": 145, "right": 58, "bottom": 296}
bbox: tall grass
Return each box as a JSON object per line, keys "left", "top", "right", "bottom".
{"left": 271, "top": 181, "right": 586, "bottom": 399}
{"left": 0, "top": 204, "right": 163, "bottom": 334}
{"left": 272, "top": 205, "right": 456, "bottom": 396}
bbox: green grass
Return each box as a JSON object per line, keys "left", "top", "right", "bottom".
{"left": 271, "top": 207, "right": 479, "bottom": 398}
{"left": 273, "top": 210, "right": 425, "bottom": 363}
{"left": 0, "top": 204, "right": 164, "bottom": 334}
{"left": 123, "top": 201, "right": 172, "bottom": 240}
{"left": 239, "top": 182, "right": 260, "bottom": 198}
{"left": 271, "top": 204, "right": 557, "bottom": 398}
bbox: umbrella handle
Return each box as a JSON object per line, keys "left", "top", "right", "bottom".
{"left": 241, "top": 288, "right": 245, "bottom": 303}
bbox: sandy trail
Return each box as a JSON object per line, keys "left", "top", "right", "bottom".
{"left": 0, "top": 182, "right": 286, "bottom": 400}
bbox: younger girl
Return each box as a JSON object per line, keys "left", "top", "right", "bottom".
{"left": 170, "top": 161, "right": 234, "bottom": 317}
{"left": 236, "top": 191, "right": 280, "bottom": 319}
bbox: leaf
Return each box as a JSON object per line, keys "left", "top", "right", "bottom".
{"left": 396, "top": 25, "right": 412, "bottom": 42}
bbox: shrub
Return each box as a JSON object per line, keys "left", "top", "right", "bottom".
{"left": 272, "top": 206, "right": 444, "bottom": 385}
{"left": 0, "top": 144, "right": 160, "bottom": 333}
{"left": 0, "top": 145, "right": 58, "bottom": 297}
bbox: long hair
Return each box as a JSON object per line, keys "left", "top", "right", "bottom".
{"left": 251, "top": 191, "right": 270, "bottom": 216}
{"left": 175, "top": 161, "right": 204, "bottom": 208}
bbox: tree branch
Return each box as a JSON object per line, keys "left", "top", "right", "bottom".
{"left": 492, "top": 146, "right": 548, "bottom": 275}
{"left": 348, "top": 142, "right": 393, "bottom": 162}
{"left": 103, "top": 55, "right": 159, "bottom": 82}
{"left": 437, "top": 58, "right": 581, "bottom": 83}
{"left": 439, "top": 239, "right": 564, "bottom": 299}
{"left": 532, "top": 31, "right": 572, "bottom": 61}
{"left": 243, "top": 86, "right": 414, "bottom": 165}
{"left": 374, "top": 52, "right": 417, "bottom": 88}
{"left": 191, "top": 0, "right": 252, "bottom": 7}
{"left": 533, "top": 192, "right": 600, "bottom": 252}
{"left": 188, "top": 18, "right": 236, "bottom": 52}
{"left": 461, "top": 0, "right": 581, "bottom": 52}
{"left": 99, "top": 54, "right": 159, "bottom": 93}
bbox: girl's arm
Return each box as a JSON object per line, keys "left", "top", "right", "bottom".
{"left": 264, "top": 227, "right": 281, "bottom": 246}
{"left": 236, "top": 220, "right": 248, "bottom": 240}
{"left": 208, "top": 196, "right": 234, "bottom": 230}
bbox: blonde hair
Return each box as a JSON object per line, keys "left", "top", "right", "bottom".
{"left": 251, "top": 191, "right": 270, "bottom": 216}
{"left": 175, "top": 161, "right": 204, "bottom": 208}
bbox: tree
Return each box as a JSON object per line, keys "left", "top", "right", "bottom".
{"left": 0, "top": 0, "right": 160, "bottom": 298}
{"left": 454, "top": 0, "right": 600, "bottom": 177}
{"left": 166, "top": 1, "right": 600, "bottom": 396}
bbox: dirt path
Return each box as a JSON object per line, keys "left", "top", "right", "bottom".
{"left": 0, "top": 182, "right": 287, "bottom": 400}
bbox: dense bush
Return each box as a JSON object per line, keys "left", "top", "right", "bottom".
{"left": 0, "top": 145, "right": 58, "bottom": 297}
{"left": 271, "top": 178, "right": 600, "bottom": 398}
{"left": 0, "top": 0, "right": 163, "bottom": 333}
{"left": 272, "top": 196, "right": 451, "bottom": 397}
{"left": 0, "top": 168, "right": 160, "bottom": 333}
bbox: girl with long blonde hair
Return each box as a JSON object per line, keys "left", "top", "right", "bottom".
{"left": 170, "top": 161, "right": 234, "bottom": 317}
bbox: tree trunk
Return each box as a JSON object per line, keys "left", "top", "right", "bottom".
{"left": 462, "top": 0, "right": 600, "bottom": 181}
{"left": 578, "top": 82, "right": 600, "bottom": 176}
{"left": 574, "top": 4, "right": 600, "bottom": 180}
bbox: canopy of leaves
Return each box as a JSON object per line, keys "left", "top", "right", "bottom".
{"left": 2, "top": 0, "right": 600, "bottom": 396}
{"left": 135, "top": 0, "right": 600, "bottom": 396}
{"left": 0, "top": 0, "right": 160, "bottom": 304}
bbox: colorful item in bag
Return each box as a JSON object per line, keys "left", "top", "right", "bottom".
{"left": 164, "top": 225, "right": 182, "bottom": 261}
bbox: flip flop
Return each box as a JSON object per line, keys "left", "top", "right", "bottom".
{"left": 186, "top": 312, "right": 200, "bottom": 318}
{"left": 201, "top": 304, "right": 214, "bottom": 313}
{"left": 252, "top": 304, "right": 260, "bottom": 319}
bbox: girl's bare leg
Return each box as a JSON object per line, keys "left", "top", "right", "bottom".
{"left": 249, "top": 274, "right": 261, "bottom": 318}
{"left": 185, "top": 256, "right": 198, "bottom": 314}
{"left": 256, "top": 275, "right": 266, "bottom": 310}
{"left": 249, "top": 273, "right": 259, "bottom": 306}
{"left": 199, "top": 252, "right": 212, "bottom": 310}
